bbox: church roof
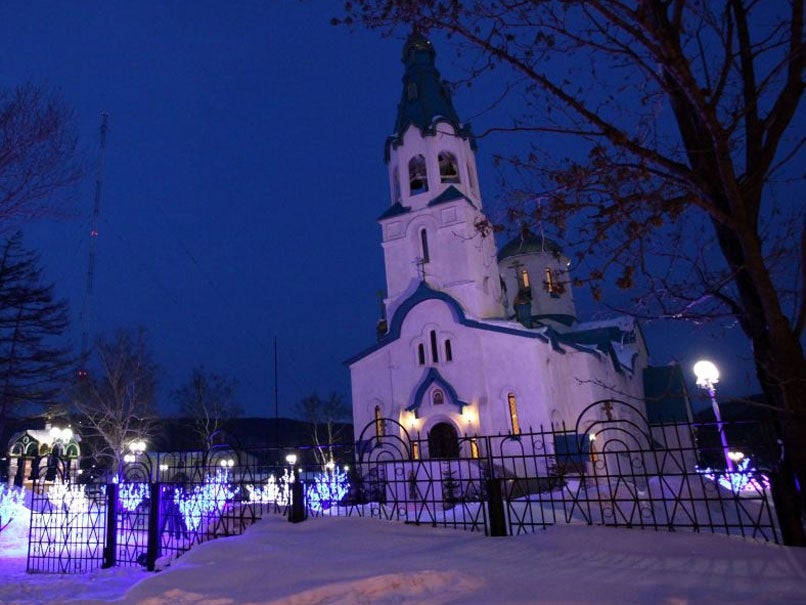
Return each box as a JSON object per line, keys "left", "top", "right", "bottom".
{"left": 556, "top": 316, "right": 644, "bottom": 374}
{"left": 497, "top": 227, "right": 563, "bottom": 262}
{"left": 385, "top": 31, "right": 475, "bottom": 162}
{"left": 377, "top": 202, "right": 412, "bottom": 221}
{"left": 345, "top": 282, "right": 640, "bottom": 378}
{"left": 344, "top": 281, "right": 553, "bottom": 366}
{"left": 428, "top": 185, "right": 477, "bottom": 209}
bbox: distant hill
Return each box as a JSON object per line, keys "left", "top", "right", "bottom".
{"left": 152, "top": 417, "right": 355, "bottom": 451}
{"left": 691, "top": 393, "right": 773, "bottom": 422}
{"left": 1, "top": 416, "right": 355, "bottom": 457}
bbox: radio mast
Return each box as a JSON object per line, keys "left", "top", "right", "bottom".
{"left": 78, "top": 113, "right": 109, "bottom": 379}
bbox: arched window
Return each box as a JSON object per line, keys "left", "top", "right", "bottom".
{"left": 409, "top": 155, "right": 428, "bottom": 194}
{"left": 374, "top": 405, "right": 384, "bottom": 438}
{"left": 417, "top": 343, "right": 425, "bottom": 365}
{"left": 438, "top": 151, "right": 459, "bottom": 183}
{"left": 432, "top": 389, "right": 444, "bottom": 405}
{"left": 420, "top": 228, "right": 430, "bottom": 263}
{"left": 551, "top": 409, "right": 563, "bottom": 431}
{"left": 507, "top": 392, "right": 521, "bottom": 435}
{"left": 520, "top": 269, "right": 531, "bottom": 291}
{"left": 469, "top": 438, "right": 479, "bottom": 459}
{"left": 545, "top": 268, "right": 555, "bottom": 294}
{"left": 467, "top": 161, "right": 476, "bottom": 193}
{"left": 445, "top": 339, "right": 453, "bottom": 362}
{"left": 430, "top": 330, "right": 439, "bottom": 363}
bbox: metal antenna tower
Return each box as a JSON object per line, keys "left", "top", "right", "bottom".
{"left": 78, "top": 113, "right": 109, "bottom": 379}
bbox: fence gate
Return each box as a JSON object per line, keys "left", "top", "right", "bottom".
{"left": 355, "top": 418, "right": 490, "bottom": 532}
{"left": 27, "top": 458, "right": 107, "bottom": 573}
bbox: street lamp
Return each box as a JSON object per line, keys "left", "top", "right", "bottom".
{"left": 693, "top": 360, "right": 733, "bottom": 472}
{"left": 124, "top": 440, "right": 147, "bottom": 464}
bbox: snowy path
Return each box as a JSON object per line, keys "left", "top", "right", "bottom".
{"left": 1, "top": 514, "right": 805, "bottom": 604}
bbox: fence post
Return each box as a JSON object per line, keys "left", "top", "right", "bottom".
{"left": 486, "top": 478, "right": 508, "bottom": 537}
{"left": 102, "top": 482, "right": 118, "bottom": 568}
{"left": 145, "top": 482, "right": 162, "bottom": 570}
{"left": 769, "top": 462, "right": 806, "bottom": 547}
{"left": 288, "top": 480, "right": 306, "bottom": 523}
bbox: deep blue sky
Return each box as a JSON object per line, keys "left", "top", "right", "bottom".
{"left": 2, "top": 2, "right": 767, "bottom": 418}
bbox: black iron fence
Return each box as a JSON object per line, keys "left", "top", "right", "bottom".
{"left": 344, "top": 405, "right": 786, "bottom": 543}
{"left": 16, "top": 404, "right": 802, "bottom": 574}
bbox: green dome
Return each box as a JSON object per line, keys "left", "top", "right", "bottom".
{"left": 497, "top": 227, "right": 563, "bottom": 262}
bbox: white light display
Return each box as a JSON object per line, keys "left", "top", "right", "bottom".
{"left": 0, "top": 486, "right": 26, "bottom": 532}
{"left": 696, "top": 456, "right": 770, "bottom": 493}
{"left": 305, "top": 468, "right": 350, "bottom": 513}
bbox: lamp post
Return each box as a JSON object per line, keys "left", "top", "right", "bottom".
{"left": 48, "top": 426, "right": 74, "bottom": 481}
{"left": 285, "top": 453, "right": 305, "bottom": 523}
{"left": 285, "top": 453, "right": 297, "bottom": 475}
{"left": 693, "top": 360, "right": 733, "bottom": 472}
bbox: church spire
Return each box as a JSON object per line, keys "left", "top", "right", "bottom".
{"left": 378, "top": 32, "right": 502, "bottom": 321}
{"left": 386, "top": 30, "right": 474, "bottom": 161}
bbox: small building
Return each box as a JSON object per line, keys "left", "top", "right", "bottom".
{"left": 7, "top": 423, "right": 81, "bottom": 487}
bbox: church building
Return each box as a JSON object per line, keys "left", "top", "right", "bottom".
{"left": 347, "top": 32, "right": 664, "bottom": 458}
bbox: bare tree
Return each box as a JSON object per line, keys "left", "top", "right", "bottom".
{"left": 340, "top": 1, "right": 805, "bottom": 542}
{"left": 172, "top": 366, "right": 242, "bottom": 449}
{"left": 0, "top": 83, "right": 82, "bottom": 229}
{"left": 294, "top": 392, "right": 352, "bottom": 466}
{"left": 73, "top": 328, "right": 158, "bottom": 470}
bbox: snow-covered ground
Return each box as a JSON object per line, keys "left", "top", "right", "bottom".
{"left": 1, "top": 511, "right": 805, "bottom": 604}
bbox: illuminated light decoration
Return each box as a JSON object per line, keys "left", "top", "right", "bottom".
{"left": 245, "top": 471, "right": 293, "bottom": 506}
{"left": 305, "top": 468, "right": 350, "bottom": 513}
{"left": 46, "top": 482, "right": 96, "bottom": 525}
{"left": 0, "top": 486, "right": 26, "bottom": 533}
{"left": 176, "top": 470, "right": 237, "bottom": 532}
{"left": 118, "top": 481, "right": 149, "bottom": 511}
{"left": 696, "top": 456, "right": 770, "bottom": 493}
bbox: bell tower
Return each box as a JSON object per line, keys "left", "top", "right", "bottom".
{"left": 379, "top": 31, "right": 503, "bottom": 321}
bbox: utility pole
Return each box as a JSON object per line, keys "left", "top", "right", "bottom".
{"left": 274, "top": 336, "right": 279, "bottom": 446}
{"left": 79, "top": 113, "right": 109, "bottom": 379}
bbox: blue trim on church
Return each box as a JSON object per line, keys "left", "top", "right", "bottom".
{"left": 427, "top": 185, "right": 477, "bottom": 210}
{"left": 406, "top": 367, "right": 467, "bottom": 416}
{"left": 344, "top": 282, "right": 551, "bottom": 365}
{"left": 378, "top": 202, "right": 412, "bottom": 221}
{"left": 555, "top": 327, "right": 639, "bottom": 374}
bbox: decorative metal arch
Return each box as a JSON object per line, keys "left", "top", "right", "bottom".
{"left": 355, "top": 417, "right": 413, "bottom": 465}
{"left": 573, "top": 398, "right": 655, "bottom": 453}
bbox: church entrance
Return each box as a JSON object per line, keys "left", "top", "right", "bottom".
{"left": 428, "top": 422, "right": 460, "bottom": 458}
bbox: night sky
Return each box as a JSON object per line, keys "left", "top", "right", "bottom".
{"left": 2, "top": 2, "right": 768, "bottom": 418}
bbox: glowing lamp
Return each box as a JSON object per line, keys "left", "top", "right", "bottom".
{"left": 128, "top": 440, "right": 146, "bottom": 455}
{"left": 693, "top": 360, "right": 719, "bottom": 389}
{"left": 285, "top": 454, "right": 297, "bottom": 466}
{"left": 728, "top": 451, "right": 745, "bottom": 463}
